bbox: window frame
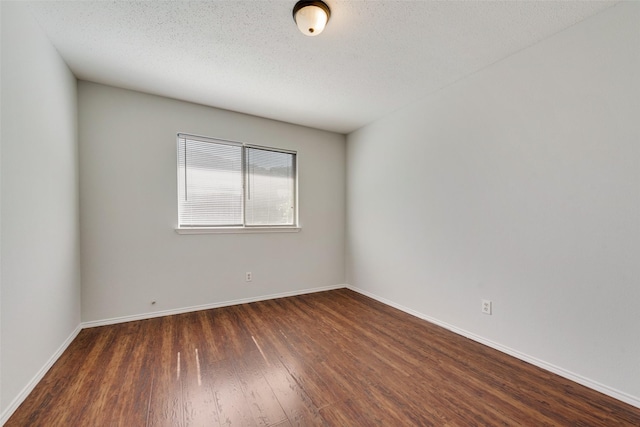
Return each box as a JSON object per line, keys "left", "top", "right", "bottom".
{"left": 175, "top": 133, "right": 300, "bottom": 234}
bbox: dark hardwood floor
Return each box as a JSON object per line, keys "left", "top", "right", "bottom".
{"left": 7, "top": 289, "right": 640, "bottom": 426}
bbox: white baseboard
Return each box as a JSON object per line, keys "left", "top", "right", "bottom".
{"left": 346, "top": 285, "right": 640, "bottom": 410}
{"left": 1, "top": 324, "right": 82, "bottom": 425}
{"left": 82, "top": 284, "right": 347, "bottom": 328}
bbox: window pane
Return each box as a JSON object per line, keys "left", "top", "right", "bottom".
{"left": 178, "top": 137, "right": 243, "bottom": 226}
{"left": 245, "top": 147, "right": 295, "bottom": 226}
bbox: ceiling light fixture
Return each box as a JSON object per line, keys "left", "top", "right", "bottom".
{"left": 293, "top": 1, "right": 331, "bottom": 37}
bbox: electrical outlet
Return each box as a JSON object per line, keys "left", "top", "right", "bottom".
{"left": 245, "top": 272, "right": 252, "bottom": 282}
{"left": 482, "top": 299, "right": 492, "bottom": 315}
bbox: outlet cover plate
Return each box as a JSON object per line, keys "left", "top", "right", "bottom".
{"left": 482, "top": 299, "right": 492, "bottom": 315}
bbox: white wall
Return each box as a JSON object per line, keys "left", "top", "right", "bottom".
{"left": 347, "top": 2, "right": 639, "bottom": 405}
{"left": 1, "top": 2, "right": 81, "bottom": 419}
{"left": 79, "top": 82, "right": 345, "bottom": 323}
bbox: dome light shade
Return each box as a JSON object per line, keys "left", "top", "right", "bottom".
{"left": 293, "top": 1, "right": 331, "bottom": 36}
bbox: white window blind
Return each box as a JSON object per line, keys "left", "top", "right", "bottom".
{"left": 177, "top": 134, "right": 296, "bottom": 228}
{"left": 245, "top": 147, "right": 296, "bottom": 226}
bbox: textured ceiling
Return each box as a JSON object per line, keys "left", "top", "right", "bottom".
{"left": 27, "top": 1, "right": 617, "bottom": 134}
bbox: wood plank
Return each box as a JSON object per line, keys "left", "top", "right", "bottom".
{"left": 209, "top": 358, "right": 257, "bottom": 427}
{"left": 178, "top": 314, "right": 221, "bottom": 427}
{"left": 233, "top": 350, "right": 288, "bottom": 426}
{"left": 146, "top": 315, "right": 184, "bottom": 427}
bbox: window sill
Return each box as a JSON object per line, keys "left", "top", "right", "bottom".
{"left": 175, "top": 226, "right": 301, "bottom": 235}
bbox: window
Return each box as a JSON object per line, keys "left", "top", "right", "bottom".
{"left": 177, "top": 133, "right": 297, "bottom": 230}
